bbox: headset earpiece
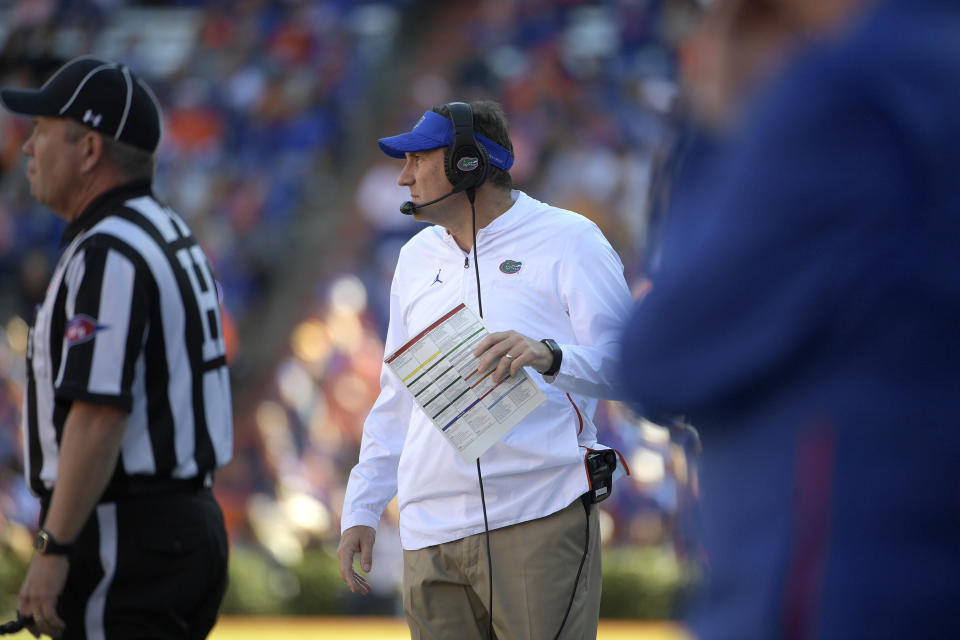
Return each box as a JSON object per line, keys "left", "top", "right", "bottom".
{"left": 444, "top": 101, "right": 489, "bottom": 192}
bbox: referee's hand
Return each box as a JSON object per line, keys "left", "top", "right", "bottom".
{"left": 18, "top": 554, "right": 68, "bottom": 638}
{"left": 337, "top": 525, "right": 376, "bottom": 595}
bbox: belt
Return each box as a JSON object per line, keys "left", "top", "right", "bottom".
{"left": 99, "top": 473, "right": 211, "bottom": 502}
{"left": 39, "top": 473, "right": 212, "bottom": 509}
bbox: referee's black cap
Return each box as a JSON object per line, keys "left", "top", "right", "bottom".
{"left": 0, "top": 56, "right": 162, "bottom": 153}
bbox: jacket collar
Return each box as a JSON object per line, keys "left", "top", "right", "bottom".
{"left": 439, "top": 190, "right": 528, "bottom": 247}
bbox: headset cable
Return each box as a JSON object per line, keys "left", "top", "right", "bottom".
{"left": 466, "top": 188, "right": 495, "bottom": 640}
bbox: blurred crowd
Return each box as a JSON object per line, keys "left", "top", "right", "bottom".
{"left": 0, "top": 0, "right": 703, "bottom": 614}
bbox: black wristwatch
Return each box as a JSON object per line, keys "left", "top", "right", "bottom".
{"left": 540, "top": 338, "right": 563, "bottom": 376}
{"left": 35, "top": 528, "right": 73, "bottom": 556}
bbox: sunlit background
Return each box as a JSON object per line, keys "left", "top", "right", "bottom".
{"left": 0, "top": 0, "right": 706, "bottom": 630}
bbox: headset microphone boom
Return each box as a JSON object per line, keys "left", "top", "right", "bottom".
{"left": 399, "top": 187, "right": 459, "bottom": 215}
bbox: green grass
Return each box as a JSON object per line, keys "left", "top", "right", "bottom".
{"left": 0, "top": 616, "right": 690, "bottom": 639}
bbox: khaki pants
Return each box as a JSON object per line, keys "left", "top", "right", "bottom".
{"left": 402, "top": 496, "right": 601, "bottom": 640}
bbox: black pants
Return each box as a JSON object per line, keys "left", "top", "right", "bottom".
{"left": 51, "top": 489, "right": 228, "bottom": 639}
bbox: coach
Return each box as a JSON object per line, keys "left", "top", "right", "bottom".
{"left": 338, "top": 101, "right": 632, "bottom": 639}
{"left": 2, "top": 56, "right": 233, "bottom": 639}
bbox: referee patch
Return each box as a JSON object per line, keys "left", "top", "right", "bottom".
{"left": 65, "top": 314, "right": 107, "bottom": 346}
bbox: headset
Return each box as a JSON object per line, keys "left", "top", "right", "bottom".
{"left": 399, "top": 102, "right": 490, "bottom": 215}
{"left": 445, "top": 101, "right": 490, "bottom": 193}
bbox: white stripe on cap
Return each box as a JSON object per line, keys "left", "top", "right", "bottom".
{"left": 115, "top": 65, "right": 133, "bottom": 141}
{"left": 59, "top": 63, "right": 115, "bottom": 116}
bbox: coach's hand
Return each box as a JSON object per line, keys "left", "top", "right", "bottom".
{"left": 18, "top": 554, "right": 68, "bottom": 638}
{"left": 473, "top": 330, "right": 553, "bottom": 381}
{"left": 337, "top": 525, "right": 376, "bottom": 595}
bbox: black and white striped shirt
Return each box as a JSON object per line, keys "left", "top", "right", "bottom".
{"left": 24, "top": 181, "right": 233, "bottom": 496}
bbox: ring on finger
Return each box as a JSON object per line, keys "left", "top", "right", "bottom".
{"left": 504, "top": 353, "right": 514, "bottom": 360}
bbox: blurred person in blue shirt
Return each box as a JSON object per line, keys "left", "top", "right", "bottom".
{"left": 620, "top": 0, "right": 960, "bottom": 638}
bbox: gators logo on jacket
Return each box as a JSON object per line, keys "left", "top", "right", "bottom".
{"left": 499, "top": 260, "right": 522, "bottom": 274}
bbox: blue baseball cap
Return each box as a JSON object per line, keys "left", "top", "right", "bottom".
{"left": 378, "top": 110, "right": 514, "bottom": 171}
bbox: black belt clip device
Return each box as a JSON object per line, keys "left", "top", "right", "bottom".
{"left": 585, "top": 449, "right": 617, "bottom": 504}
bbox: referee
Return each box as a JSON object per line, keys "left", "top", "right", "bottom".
{"left": 1, "top": 56, "right": 233, "bottom": 639}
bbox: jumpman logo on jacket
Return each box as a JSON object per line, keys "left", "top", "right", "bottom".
{"left": 432, "top": 268, "right": 443, "bottom": 285}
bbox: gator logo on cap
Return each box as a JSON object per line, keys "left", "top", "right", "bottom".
{"left": 457, "top": 156, "right": 479, "bottom": 172}
{"left": 64, "top": 314, "right": 107, "bottom": 346}
{"left": 499, "top": 260, "right": 522, "bottom": 274}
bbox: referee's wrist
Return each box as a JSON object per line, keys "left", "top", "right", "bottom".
{"left": 35, "top": 528, "right": 74, "bottom": 556}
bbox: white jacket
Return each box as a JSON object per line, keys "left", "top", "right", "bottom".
{"left": 341, "top": 191, "right": 633, "bottom": 549}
